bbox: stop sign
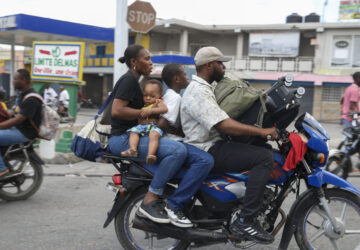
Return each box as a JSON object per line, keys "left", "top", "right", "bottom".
{"left": 127, "top": 1, "right": 156, "bottom": 33}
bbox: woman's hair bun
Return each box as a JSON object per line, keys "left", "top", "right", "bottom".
{"left": 118, "top": 56, "right": 126, "bottom": 63}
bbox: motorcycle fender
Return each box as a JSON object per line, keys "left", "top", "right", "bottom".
{"left": 103, "top": 180, "right": 144, "bottom": 228}
{"left": 308, "top": 169, "right": 360, "bottom": 196}
{"left": 278, "top": 189, "right": 316, "bottom": 250}
{"left": 103, "top": 191, "right": 132, "bottom": 228}
{"left": 28, "top": 150, "right": 45, "bottom": 165}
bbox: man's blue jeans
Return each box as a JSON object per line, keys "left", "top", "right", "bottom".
{"left": 0, "top": 127, "right": 29, "bottom": 172}
{"left": 341, "top": 118, "right": 352, "bottom": 128}
{"left": 109, "top": 133, "right": 187, "bottom": 196}
{"left": 167, "top": 143, "right": 214, "bottom": 210}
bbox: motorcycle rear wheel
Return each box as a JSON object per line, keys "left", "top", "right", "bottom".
{"left": 114, "top": 187, "right": 190, "bottom": 250}
{"left": 325, "top": 155, "right": 351, "bottom": 180}
{"left": 0, "top": 157, "right": 43, "bottom": 201}
{"left": 295, "top": 188, "right": 360, "bottom": 250}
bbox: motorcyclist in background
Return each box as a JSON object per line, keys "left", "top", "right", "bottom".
{"left": 0, "top": 69, "right": 42, "bottom": 180}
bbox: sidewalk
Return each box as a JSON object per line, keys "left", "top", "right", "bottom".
{"left": 43, "top": 161, "right": 116, "bottom": 178}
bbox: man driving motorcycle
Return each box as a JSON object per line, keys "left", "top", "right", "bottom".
{"left": 0, "top": 69, "right": 42, "bottom": 180}
{"left": 180, "top": 47, "right": 277, "bottom": 244}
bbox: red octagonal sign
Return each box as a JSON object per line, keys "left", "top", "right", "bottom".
{"left": 127, "top": 1, "right": 156, "bottom": 33}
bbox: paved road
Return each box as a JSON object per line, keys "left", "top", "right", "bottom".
{"left": 1, "top": 122, "right": 360, "bottom": 250}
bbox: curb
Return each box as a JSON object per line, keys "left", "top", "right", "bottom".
{"left": 44, "top": 173, "right": 113, "bottom": 178}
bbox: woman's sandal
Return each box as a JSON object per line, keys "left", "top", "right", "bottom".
{"left": 146, "top": 155, "right": 157, "bottom": 165}
{"left": 121, "top": 148, "right": 138, "bottom": 158}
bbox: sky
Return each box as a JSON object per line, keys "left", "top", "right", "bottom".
{"left": 1, "top": 0, "right": 342, "bottom": 28}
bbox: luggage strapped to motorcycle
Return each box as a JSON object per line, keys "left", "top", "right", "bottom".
{"left": 70, "top": 91, "right": 114, "bottom": 161}
{"left": 215, "top": 77, "right": 268, "bottom": 127}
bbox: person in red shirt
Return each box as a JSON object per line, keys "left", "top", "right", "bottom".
{"left": 341, "top": 72, "right": 360, "bottom": 128}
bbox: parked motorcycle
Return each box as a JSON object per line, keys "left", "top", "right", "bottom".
{"left": 0, "top": 140, "right": 44, "bottom": 201}
{"left": 326, "top": 112, "right": 360, "bottom": 179}
{"left": 102, "top": 78, "right": 360, "bottom": 250}
{"left": 80, "top": 98, "right": 95, "bottom": 109}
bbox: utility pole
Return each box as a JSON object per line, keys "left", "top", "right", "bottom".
{"left": 113, "top": 0, "right": 129, "bottom": 86}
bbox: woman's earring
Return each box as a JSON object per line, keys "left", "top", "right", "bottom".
{"left": 133, "top": 66, "right": 136, "bottom": 71}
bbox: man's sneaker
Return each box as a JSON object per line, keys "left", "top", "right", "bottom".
{"left": 138, "top": 200, "right": 170, "bottom": 224}
{"left": 229, "top": 218, "right": 274, "bottom": 244}
{"left": 164, "top": 205, "right": 193, "bottom": 228}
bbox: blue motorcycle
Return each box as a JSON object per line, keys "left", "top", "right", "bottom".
{"left": 102, "top": 112, "right": 360, "bottom": 250}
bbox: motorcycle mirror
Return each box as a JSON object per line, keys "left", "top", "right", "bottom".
{"left": 295, "top": 87, "right": 305, "bottom": 98}
{"left": 284, "top": 74, "right": 294, "bottom": 87}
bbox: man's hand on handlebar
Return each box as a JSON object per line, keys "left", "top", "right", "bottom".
{"left": 262, "top": 127, "right": 278, "bottom": 141}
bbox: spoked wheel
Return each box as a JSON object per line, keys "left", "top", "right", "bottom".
{"left": 295, "top": 188, "right": 360, "bottom": 250}
{"left": 326, "top": 155, "right": 351, "bottom": 180}
{"left": 0, "top": 157, "right": 43, "bottom": 201}
{"left": 114, "top": 187, "right": 189, "bottom": 250}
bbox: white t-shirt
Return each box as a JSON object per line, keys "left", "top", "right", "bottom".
{"left": 59, "top": 89, "right": 70, "bottom": 108}
{"left": 162, "top": 88, "right": 183, "bottom": 141}
{"left": 43, "top": 87, "right": 58, "bottom": 106}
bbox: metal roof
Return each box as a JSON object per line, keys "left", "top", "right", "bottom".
{"left": 0, "top": 14, "right": 114, "bottom": 46}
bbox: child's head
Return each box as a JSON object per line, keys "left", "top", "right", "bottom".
{"left": 143, "top": 79, "right": 163, "bottom": 105}
{"left": 161, "top": 63, "right": 188, "bottom": 90}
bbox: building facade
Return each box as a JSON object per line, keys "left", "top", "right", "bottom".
{"left": 84, "top": 18, "right": 360, "bottom": 121}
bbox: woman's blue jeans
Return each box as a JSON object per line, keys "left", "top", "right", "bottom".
{"left": 109, "top": 133, "right": 187, "bottom": 195}
{"left": 0, "top": 127, "right": 29, "bottom": 172}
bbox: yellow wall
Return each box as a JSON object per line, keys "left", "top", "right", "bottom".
{"left": 85, "top": 34, "right": 150, "bottom": 67}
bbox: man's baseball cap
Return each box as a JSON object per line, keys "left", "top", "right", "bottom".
{"left": 194, "top": 46, "right": 231, "bottom": 66}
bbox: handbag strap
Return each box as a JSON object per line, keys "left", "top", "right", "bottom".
{"left": 94, "top": 92, "right": 114, "bottom": 120}
{"left": 93, "top": 91, "right": 114, "bottom": 137}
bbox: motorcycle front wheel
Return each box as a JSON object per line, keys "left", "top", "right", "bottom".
{"left": 325, "top": 155, "right": 351, "bottom": 180}
{"left": 114, "top": 187, "right": 190, "bottom": 250}
{"left": 0, "top": 157, "right": 43, "bottom": 201}
{"left": 295, "top": 188, "right": 360, "bottom": 250}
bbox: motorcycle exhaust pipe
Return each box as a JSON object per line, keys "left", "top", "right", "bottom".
{"left": 132, "top": 216, "right": 228, "bottom": 244}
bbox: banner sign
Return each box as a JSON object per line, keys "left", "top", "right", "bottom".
{"left": 31, "top": 41, "right": 84, "bottom": 82}
{"left": 339, "top": 0, "right": 360, "bottom": 20}
{"left": 249, "top": 32, "right": 300, "bottom": 57}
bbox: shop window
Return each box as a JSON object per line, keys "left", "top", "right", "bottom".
{"left": 331, "top": 35, "right": 360, "bottom": 68}
{"left": 321, "top": 86, "right": 344, "bottom": 102}
{"left": 96, "top": 45, "right": 106, "bottom": 58}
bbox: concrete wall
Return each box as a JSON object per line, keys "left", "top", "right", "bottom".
{"left": 315, "top": 29, "right": 360, "bottom": 70}
{"left": 299, "top": 33, "right": 315, "bottom": 57}
{"left": 149, "top": 33, "right": 180, "bottom": 52}
{"left": 149, "top": 33, "right": 167, "bottom": 52}
{"left": 312, "top": 86, "right": 342, "bottom": 122}
{"left": 188, "top": 32, "right": 237, "bottom": 56}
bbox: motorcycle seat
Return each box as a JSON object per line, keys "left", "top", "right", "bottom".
{"left": 102, "top": 151, "right": 188, "bottom": 179}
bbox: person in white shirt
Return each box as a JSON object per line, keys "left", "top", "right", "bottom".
{"left": 59, "top": 87, "right": 70, "bottom": 109}
{"left": 180, "top": 47, "right": 277, "bottom": 244}
{"left": 156, "top": 63, "right": 214, "bottom": 228}
{"left": 43, "top": 86, "right": 58, "bottom": 107}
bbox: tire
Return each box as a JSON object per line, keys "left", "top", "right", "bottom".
{"left": 0, "top": 158, "right": 43, "bottom": 201}
{"left": 295, "top": 188, "right": 360, "bottom": 250}
{"left": 114, "top": 187, "right": 190, "bottom": 250}
{"left": 325, "top": 155, "right": 350, "bottom": 180}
